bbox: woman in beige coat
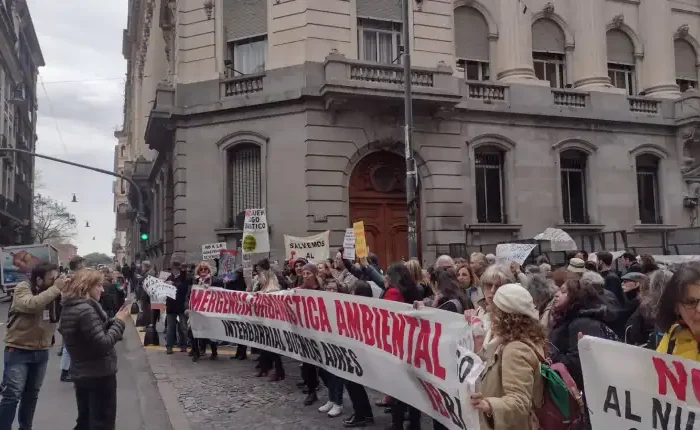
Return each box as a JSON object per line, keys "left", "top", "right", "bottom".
{"left": 470, "top": 283, "right": 545, "bottom": 430}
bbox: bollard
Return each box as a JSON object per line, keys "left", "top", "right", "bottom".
{"left": 130, "top": 302, "right": 140, "bottom": 315}
{"left": 143, "top": 324, "right": 160, "bottom": 346}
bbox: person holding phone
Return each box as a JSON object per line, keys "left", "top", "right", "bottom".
{"left": 59, "top": 268, "right": 131, "bottom": 430}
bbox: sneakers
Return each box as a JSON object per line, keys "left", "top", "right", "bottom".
{"left": 328, "top": 404, "right": 343, "bottom": 417}
{"left": 304, "top": 391, "right": 318, "bottom": 406}
{"left": 343, "top": 414, "right": 374, "bottom": 427}
{"left": 318, "top": 401, "right": 334, "bottom": 413}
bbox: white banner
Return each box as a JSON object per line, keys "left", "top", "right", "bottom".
{"left": 202, "top": 242, "right": 226, "bottom": 260}
{"left": 189, "top": 287, "right": 484, "bottom": 430}
{"left": 342, "top": 228, "right": 355, "bottom": 260}
{"left": 143, "top": 276, "right": 177, "bottom": 302}
{"left": 580, "top": 336, "right": 700, "bottom": 430}
{"left": 243, "top": 208, "right": 270, "bottom": 254}
{"left": 284, "top": 231, "right": 330, "bottom": 262}
{"left": 533, "top": 227, "right": 577, "bottom": 252}
{"left": 495, "top": 243, "right": 537, "bottom": 265}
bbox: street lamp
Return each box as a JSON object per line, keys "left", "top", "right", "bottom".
{"left": 85, "top": 221, "right": 90, "bottom": 228}
{"left": 71, "top": 193, "right": 77, "bottom": 203}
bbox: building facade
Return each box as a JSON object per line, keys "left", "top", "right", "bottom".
{"left": 116, "top": 0, "right": 700, "bottom": 268}
{"left": 0, "top": 1, "right": 42, "bottom": 246}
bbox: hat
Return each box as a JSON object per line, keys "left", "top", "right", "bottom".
{"left": 493, "top": 283, "right": 539, "bottom": 321}
{"left": 621, "top": 271, "right": 648, "bottom": 282}
{"left": 301, "top": 263, "right": 318, "bottom": 275}
{"left": 567, "top": 258, "right": 586, "bottom": 273}
{"left": 294, "top": 258, "right": 308, "bottom": 267}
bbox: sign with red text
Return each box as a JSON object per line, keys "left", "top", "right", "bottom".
{"left": 188, "top": 287, "right": 484, "bottom": 430}
{"left": 580, "top": 336, "right": 700, "bottom": 430}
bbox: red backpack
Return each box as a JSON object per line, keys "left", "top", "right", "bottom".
{"left": 527, "top": 345, "right": 584, "bottom": 430}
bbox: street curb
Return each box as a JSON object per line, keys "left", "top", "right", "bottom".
{"left": 152, "top": 377, "right": 192, "bottom": 430}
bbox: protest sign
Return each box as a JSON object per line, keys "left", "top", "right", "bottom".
{"left": 343, "top": 228, "right": 355, "bottom": 260}
{"left": 353, "top": 221, "right": 368, "bottom": 259}
{"left": 242, "top": 208, "right": 270, "bottom": 254}
{"left": 219, "top": 250, "right": 237, "bottom": 281}
{"left": 284, "top": 231, "right": 330, "bottom": 262}
{"left": 143, "top": 276, "right": 177, "bottom": 302}
{"left": 495, "top": 243, "right": 537, "bottom": 265}
{"left": 158, "top": 271, "right": 171, "bottom": 281}
{"left": 533, "top": 227, "right": 577, "bottom": 251}
{"left": 580, "top": 336, "right": 700, "bottom": 430}
{"left": 202, "top": 242, "right": 226, "bottom": 260}
{"left": 189, "top": 287, "right": 484, "bottom": 430}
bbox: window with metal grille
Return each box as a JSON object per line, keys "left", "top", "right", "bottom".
{"left": 228, "top": 144, "right": 262, "bottom": 229}
{"left": 636, "top": 154, "right": 661, "bottom": 224}
{"left": 560, "top": 150, "right": 588, "bottom": 224}
{"left": 474, "top": 147, "right": 505, "bottom": 223}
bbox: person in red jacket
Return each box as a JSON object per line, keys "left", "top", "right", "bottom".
{"left": 383, "top": 263, "right": 423, "bottom": 430}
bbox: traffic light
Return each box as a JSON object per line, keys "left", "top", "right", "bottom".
{"left": 139, "top": 218, "right": 149, "bottom": 241}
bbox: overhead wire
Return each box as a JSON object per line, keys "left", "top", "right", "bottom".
{"left": 38, "top": 73, "right": 69, "bottom": 154}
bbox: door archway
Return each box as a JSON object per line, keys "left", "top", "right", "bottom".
{"left": 349, "top": 150, "right": 420, "bottom": 268}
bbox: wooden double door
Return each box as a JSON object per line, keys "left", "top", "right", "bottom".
{"left": 349, "top": 151, "right": 418, "bottom": 269}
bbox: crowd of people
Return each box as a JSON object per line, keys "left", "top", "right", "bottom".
{"left": 1, "top": 245, "right": 699, "bottom": 430}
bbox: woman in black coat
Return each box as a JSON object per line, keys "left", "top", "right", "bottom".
{"left": 59, "top": 268, "right": 130, "bottom": 430}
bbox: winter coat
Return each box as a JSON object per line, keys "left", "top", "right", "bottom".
{"left": 600, "top": 270, "right": 624, "bottom": 305}
{"left": 5, "top": 282, "right": 62, "bottom": 350}
{"left": 549, "top": 305, "right": 616, "bottom": 391}
{"left": 477, "top": 338, "right": 544, "bottom": 430}
{"left": 58, "top": 297, "right": 125, "bottom": 380}
{"left": 657, "top": 324, "right": 700, "bottom": 361}
{"left": 100, "top": 282, "right": 120, "bottom": 315}
{"left": 165, "top": 271, "right": 191, "bottom": 315}
{"left": 624, "top": 306, "right": 658, "bottom": 347}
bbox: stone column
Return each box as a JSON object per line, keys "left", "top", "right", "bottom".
{"left": 571, "top": 0, "right": 611, "bottom": 90}
{"left": 495, "top": 0, "right": 537, "bottom": 82}
{"left": 639, "top": 0, "right": 679, "bottom": 98}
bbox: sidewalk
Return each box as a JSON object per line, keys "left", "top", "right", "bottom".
{"left": 134, "top": 316, "right": 433, "bottom": 429}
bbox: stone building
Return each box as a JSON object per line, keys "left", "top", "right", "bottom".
{"left": 115, "top": 0, "right": 700, "bottom": 268}
{"left": 0, "top": 2, "right": 42, "bottom": 246}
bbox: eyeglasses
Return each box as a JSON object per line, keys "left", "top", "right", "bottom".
{"left": 680, "top": 296, "right": 700, "bottom": 310}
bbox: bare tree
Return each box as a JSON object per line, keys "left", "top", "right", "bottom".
{"left": 32, "top": 193, "right": 77, "bottom": 244}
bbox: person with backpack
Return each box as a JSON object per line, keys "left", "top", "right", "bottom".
{"left": 469, "top": 283, "right": 545, "bottom": 430}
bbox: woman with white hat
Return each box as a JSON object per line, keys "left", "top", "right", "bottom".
{"left": 469, "top": 283, "right": 545, "bottom": 430}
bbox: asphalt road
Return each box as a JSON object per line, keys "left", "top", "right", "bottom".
{"left": 0, "top": 297, "right": 173, "bottom": 430}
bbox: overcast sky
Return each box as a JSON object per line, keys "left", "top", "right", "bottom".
{"left": 28, "top": 0, "right": 126, "bottom": 256}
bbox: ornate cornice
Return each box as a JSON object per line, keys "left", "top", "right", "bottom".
{"left": 137, "top": 0, "right": 155, "bottom": 81}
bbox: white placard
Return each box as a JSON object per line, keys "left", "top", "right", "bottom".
{"left": 589, "top": 250, "right": 626, "bottom": 264}
{"left": 368, "top": 280, "right": 383, "bottom": 298}
{"left": 343, "top": 228, "right": 356, "bottom": 260}
{"left": 533, "top": 227, "right": 578, "bottom": 251}
{"left": 189, "top": 287, "right": 485, "bottom": 430}
{"left": 143, "top": 276, "right": 177, "bottom": 302}
{"left": 652, "top": 254, "right": 700, "bottom": 265}
{"left": 242, "top": 208, "right": 270, "bottom": 255}
{"left": 202, "top": 242, "right": 226, "bottom": 260}
{"left": 158, "top": 271, "right": 171, "bottom": 281}
{"left": 495, "top": 243, "right": 537, "bottom": 265}
{"left": 284, "top": 231, "right": 330, "bottom": 263}
{"left": 580, "top": 336, "right": 700, "bottom": 430}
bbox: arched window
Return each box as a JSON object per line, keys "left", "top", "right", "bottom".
{"left": 227, "top": 144, "right": 262, "bottom": 229}
{"left": 636, "top": 154, "right": 661, "bottom": 224}
{"left": 532, "top": 19, "right": 566, "bottom": 88}
{"left": 675, "top": 39, "right": 698, "bottom": 92}
{"left": 560, "top": 150, "right": 588, "bottom": 224}
{"left": 119, "top": 170, "right": 126, "bottom": 195}
{"left": 474, "top": 146, "right": 505, "bottom": 223}
{"left": 454, "top": 6, "right": 490, "bottom": 81}
{"left": 607, "top": 30, "right": 636, "bottom": 95}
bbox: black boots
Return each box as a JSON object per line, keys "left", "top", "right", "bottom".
{"left": 60, "top": 369, "right": 72, "bottom": 383}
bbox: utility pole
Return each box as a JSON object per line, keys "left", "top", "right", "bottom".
{"left": 0, "top": 148, "right": 146, "bottom": 257}
{"left": 402, "top": 0, "right": 418, "bottom": 259}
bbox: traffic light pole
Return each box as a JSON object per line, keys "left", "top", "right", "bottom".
{"left": 402, "top": 0, "right": 418, "bottom": 259}
{"left": 0, "top": 148, "right": 146, "bottom": 256}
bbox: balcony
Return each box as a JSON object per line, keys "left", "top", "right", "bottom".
{"left": 0, "top": 194, "right": 26, "bottom": 222}
{"left": 14, "top": 177, "right": 31, "bottom": 201}
{"left": 320, "top": 53, "right": 461, "bottom": 111}
{"left": 221, "top": 72, "right": 264, "bottom": 98}
{"left": 553, "top": 89, "right": 588, "bottom": 108}
{"left": 144, "top": 82, "right": 175, "bottom": 152}
{"left": 628, "top": 96, "right": 661, "bottom": 115}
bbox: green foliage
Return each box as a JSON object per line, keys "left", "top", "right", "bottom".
{"left": 82, "top": 252, "right": 113, "bottom": 267}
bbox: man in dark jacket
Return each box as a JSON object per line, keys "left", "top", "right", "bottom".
{"left": 597, "top": 251, "right": 624, "bottom": 304}
{"left": 165, "top": 261, "right": 190, "bottom": 354}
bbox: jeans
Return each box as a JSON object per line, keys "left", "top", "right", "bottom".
{"left": 74, "top": 374, "right": 117, "bottom": 430}
{"left": 0, "top": 348, "right": 49, "bottom": 430}
{"left": 345, "top": 380, "right": 372, "bottom": 419}
{"left": 319, "top": 370, "right": 344, "bottom": 405}
{"left": 60, "top": 346, "right": 71, "bottom": 371}
{"left": 165, "top": 313, "right": 187, "bottom": 348}
{"left": 301, "top": 363, "right": 318, "bottom": 391}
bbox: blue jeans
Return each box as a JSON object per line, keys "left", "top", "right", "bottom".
{"left": 0, "top": 348, "right": 49, "bottom": 430}
{"left": 320, "top": 370, "right": 344, "bottom": 405}
{"left": 165, "top": 313, "right": 187, "bottom": 349}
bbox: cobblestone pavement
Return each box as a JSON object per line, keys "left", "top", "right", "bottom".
{"left": 146, "top": 346, "right": 435, "bottom": 430}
